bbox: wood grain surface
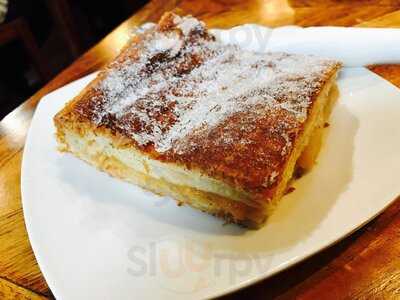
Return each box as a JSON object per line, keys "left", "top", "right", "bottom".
{"left": 1, "top": 1, "right": 400, "bottom": 299}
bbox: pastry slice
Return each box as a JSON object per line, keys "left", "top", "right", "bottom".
{"left": 54, "top": 12, "right": 341, "bottom": 228}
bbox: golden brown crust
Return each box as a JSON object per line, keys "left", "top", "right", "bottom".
{"left": 54, "top": 12, "right": 342, "bottom": 215}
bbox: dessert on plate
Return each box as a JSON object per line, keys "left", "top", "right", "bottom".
{"left": 54, "top": 12, "right": 341, "bottom": 228}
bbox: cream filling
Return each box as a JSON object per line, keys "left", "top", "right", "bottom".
{"left": 63, "top": 131, "right": 251, "bottom": 202}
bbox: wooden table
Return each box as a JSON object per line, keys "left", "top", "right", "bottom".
{"left": 1, "top": 1, "right": 400, "bottom": 299}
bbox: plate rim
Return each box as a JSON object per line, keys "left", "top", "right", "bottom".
{"left": 21, "top": 67, "right": 400, "bottom": 299}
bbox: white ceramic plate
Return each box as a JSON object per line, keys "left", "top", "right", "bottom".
{"left": 22, "top": 57, "right": 400, "bottom": 300}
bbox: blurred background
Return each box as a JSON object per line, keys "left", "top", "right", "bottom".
{"left": 0, "top": 0, "right": 148, "bottom": 119}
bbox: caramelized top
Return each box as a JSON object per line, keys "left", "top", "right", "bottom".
{"left": 69, "top": 12, "right": 341, "bottom": 198}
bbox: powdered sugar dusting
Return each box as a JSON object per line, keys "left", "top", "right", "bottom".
{"left": 83, "top": 14, "right": 338, "bottom": 169}
{"left": 264, "top": 171, "right": 279, "bottom": 187}
{"left": 174, "top": 15, "right": 204, "bottom": 36}
{"left": 152, "top": 34, "right": 183, "bottom": 54}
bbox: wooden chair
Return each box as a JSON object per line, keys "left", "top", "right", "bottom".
{"left": 0, "top": 17, "right": 51, "bottom": 83}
